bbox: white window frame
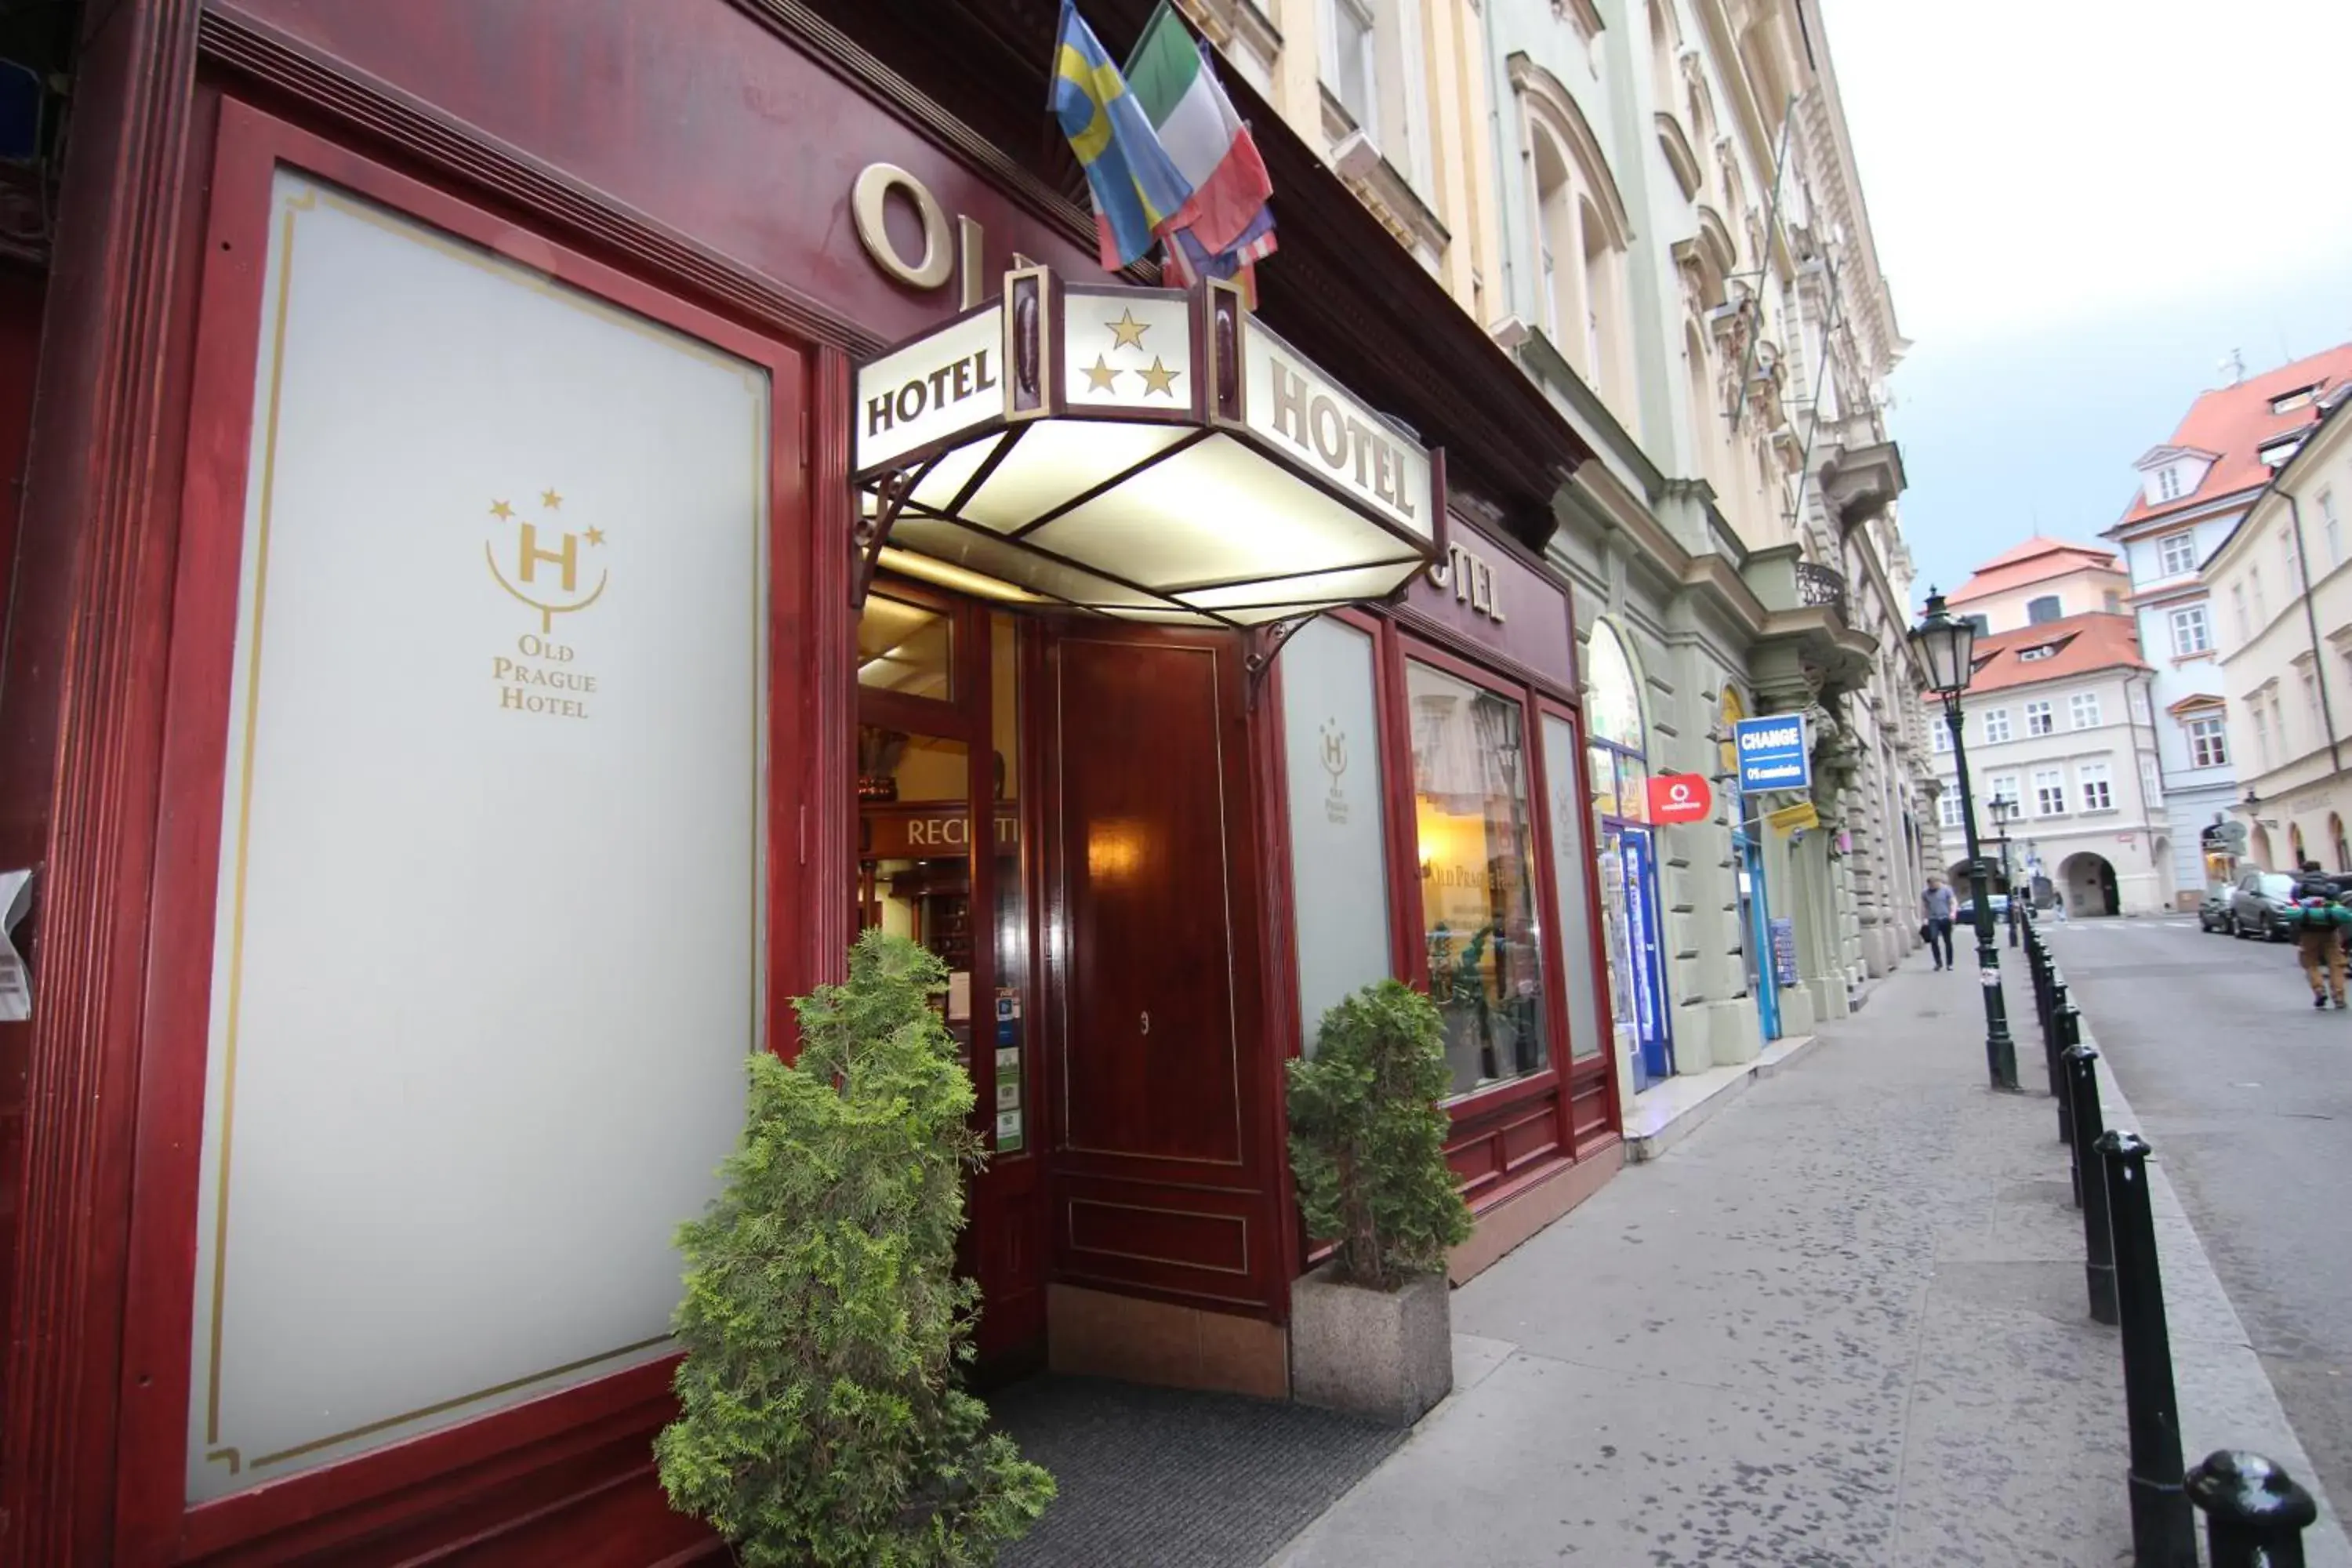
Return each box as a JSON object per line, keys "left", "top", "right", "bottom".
{"left": 2129, "top": 684, "right": 2151, "bottom": 724}
{"left": 2140, "top": 754, "right": 2163, "bottom": 807}
{"left": 2157, "top": 466, "right": 2182, "bottom": 501}
{"left": 1324, "top": 0, "right": 1380, "bottom": 140}
{"left": 2158, "top": 532, "right": 2196, "bottom": 575}
{"left": 2070, "top": 691, "right": 2102, "bottom": 730}
{"left": 1981, "top": 707, "right": 2012, "bottom": 743}
{"left": 2186, "top": 714, "right": 2228, "bottom": 769}
{"left": 2254, "top": 699, "right": 2274, "bottom": 768}
{"left": 2285, "top": 532, "right": 2303, "bottom": 592}
{"left": 2078, "top": 762, "right": 2114, "bottom": 813}
{"left": 2325, "top": 489, "right": 2343, "bottom": 569}
{"left": 1936, "top": 792, "right": 1963, "bottom": 829}
{"left": 2233, "top": 582, "right": 2250, "bottom": 641}
{"left": 2032, "top": 768, "right": 2066, "bottom": 818}
{"left": 2169, "top": 604, "right": 2211, "bottom": 656}
{"left": 2252, "top": 563, "right": 2268, "bottom": 624}
{"left": 2024, "top": 699, "right": 2053, "bottom": 735}
{"left": 1931, "top": 713, "right": 1955, "bottom": 752}
{"left": 1987, "top": 773, "right": 2020, "bottom": 817}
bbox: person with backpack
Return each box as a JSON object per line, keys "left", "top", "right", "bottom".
{"left": 2285, "top": 860, "right": 2352, "bottom": 1010}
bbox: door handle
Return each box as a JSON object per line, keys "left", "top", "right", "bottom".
{"left": 1139, "top": 1010, "right": 1150, "bottom": 1036}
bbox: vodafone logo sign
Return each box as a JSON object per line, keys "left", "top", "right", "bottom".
{"left": 1646, "top": 773, "right": 1715, "bottom": 825}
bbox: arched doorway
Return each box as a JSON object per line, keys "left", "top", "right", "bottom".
{"left": 2292, "top": 822, "right": 2308, "bottom": 867}
{"left": 2253, "top": 824, "right": 2276, "bottom": 869}
{"left": 2060, "top": 851, "right": 2121, "bottom": 916}
{"left": 1586, "top": 620, "right": 1673, "bottom": 1091}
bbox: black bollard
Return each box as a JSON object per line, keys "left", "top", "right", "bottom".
{"left": 2187, "top": 1450, "right": 2319, "bottom": 1568}
{"left": 2098, "top": 1130, "right": 2196, "bottom": 1567}
{"left": 2050, "top": 978, "right": 2072, "bottom": 1143}
{"left": 2064, "top": 1041, "right": 2115, "bottom": 1323}
{"left": 2053, "top": 1000, "right": 2077, "bottom": 1146}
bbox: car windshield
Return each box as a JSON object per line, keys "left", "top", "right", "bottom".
{"left": 2260, "top": 874, "right": 2296, "bottom": 898}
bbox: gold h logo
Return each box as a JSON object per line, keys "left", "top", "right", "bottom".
{"left": 485, "top": 490, "right": 608, "bottom": 633}
{"left": 516, "top": 523, "right": 579, "bottom": 593}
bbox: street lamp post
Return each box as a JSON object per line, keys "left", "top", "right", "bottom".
{"left": 1911, "top": 589, "right": 2023, "bottom": 1092}
{"left": 1989, "top": 793, "right": 2022, "bottom": 947}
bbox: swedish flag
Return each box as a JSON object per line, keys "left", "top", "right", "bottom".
{"left": 1053, "top": 0, "right": 1192, "bottom": 270}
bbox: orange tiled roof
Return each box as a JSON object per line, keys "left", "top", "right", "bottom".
{"left": 1928, "top": 611, "right": 2147, "bottom": 698}
{"left": 1945, "top": 537, "right": 2121, "bottom": 604}
{"left": 2114, "top": 343, "right": 2352, "bottom": 528}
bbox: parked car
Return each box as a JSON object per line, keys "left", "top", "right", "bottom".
{"left": 2228, "top": 868, "right": 2299, "bottom": 941}
{"left": 2197, "top": 885, "right": 2234, "bottom": 932}
{"left": 1955, "top": 892, "right": 2011, "bottom": 923}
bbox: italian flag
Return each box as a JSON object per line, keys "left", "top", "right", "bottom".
{"left": 1125, "top": 2, "right": 1276, "bottom": 264}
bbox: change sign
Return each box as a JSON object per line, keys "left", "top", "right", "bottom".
{"left": 1733, "top": 714, "right": 1811, "bottom": 793}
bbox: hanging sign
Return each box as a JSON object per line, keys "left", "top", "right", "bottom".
{"left": 1646, "top": 773, "right": 1714, "bottom": 825}
{"left": 1733, "top": 714, "right": 1811, "bottom": 793}
{"left": 1766, "top": 800, "right": 1820, "bottom": 834}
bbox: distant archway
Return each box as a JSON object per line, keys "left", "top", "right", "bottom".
{"left": 2253, "top": 824, "right": 2275, "bottom": 869}
{"left": 2059, "top": 851, "right": 2121, "bottom": 917}
{"left": 2292, "top": 822, "right": 2308, "bottom": 867}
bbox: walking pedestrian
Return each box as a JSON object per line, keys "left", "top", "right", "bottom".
{"left": 1921, "top": 875, "right": 1956, "bottom": 971}
{"left": 2286, "top": 859, "right": 2352, "bottom": 1010}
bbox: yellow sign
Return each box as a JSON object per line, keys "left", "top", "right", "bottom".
{"left": 1766, "top": 800, "right": 1820, "bottom": 834}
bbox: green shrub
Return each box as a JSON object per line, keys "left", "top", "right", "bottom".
{"left": 655, "top": 930, "right": 1054, "bottom": 1566}
{"left": 1286, "top": 980, "right": 1474, "bottom": 1290}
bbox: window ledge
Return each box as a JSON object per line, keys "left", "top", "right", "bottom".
{"left": 2080, "top": 807, "right": 2120, "bottom": 818}
{"left": 2170, "top": 650, "right": 2216, "bottom": 665}
{"left": 1323, "top": 110, "right": 1450, "bottom": 274}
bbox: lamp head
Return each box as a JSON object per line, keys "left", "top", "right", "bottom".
{"left": 1908, "top": 587, "right": 1976, "bottom": 697}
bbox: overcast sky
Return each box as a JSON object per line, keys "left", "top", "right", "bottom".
{"left": 1813, "top": 0, "right": 2352, "bottom": 607}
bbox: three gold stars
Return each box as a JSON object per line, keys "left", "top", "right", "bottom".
{"left": 1106, "top": 308, "right": 1149, "bottom": 350}
{"left": 1137, "top": 356, "right": 1181, "bottom": 397}
{"left": 1083, "top": 354, "right": 1121, "bottom": 393}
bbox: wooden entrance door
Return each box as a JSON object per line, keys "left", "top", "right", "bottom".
{"left": 1044, "top": 628, "right": 1280, "bottom": 1314}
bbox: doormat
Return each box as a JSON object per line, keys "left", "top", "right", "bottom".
{"left": 989, "top": 1375, "right": 1406, "bottom": 1567}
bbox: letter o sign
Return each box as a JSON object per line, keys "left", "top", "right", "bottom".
{"left": 851, "top": 163, "right": 953, "bottom": 291}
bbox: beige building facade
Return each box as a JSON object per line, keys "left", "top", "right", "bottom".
{"left": 2208, "top": 389, "right": 2352, "bottom": 873}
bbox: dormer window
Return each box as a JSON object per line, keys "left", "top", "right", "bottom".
{"left": 2261, "top": 434, "right": 2303, "bottom": 469}
{"left": 2272, "top": 385, "right": 2318, "bottom": 416}
{"left": 2157, "top": 467, "right": 2183, "bottom": 500}
{"left": 2017, "top": 645, "right": 2057, "bottom": 662}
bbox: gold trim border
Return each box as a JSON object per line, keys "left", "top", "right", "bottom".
{"left": 198, "top": 171, "right": 771, "bottom": 1481}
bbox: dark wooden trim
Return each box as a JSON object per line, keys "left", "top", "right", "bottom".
{"left": 197, "top": 4, "right": 885, "bottom": 358}
{"left": 0, "top": 3, "right": 205, "bottom": 1560}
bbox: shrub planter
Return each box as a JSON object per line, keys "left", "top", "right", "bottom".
{"left": 1290, "top": 1259, "right": 1454, "bottom": 1425}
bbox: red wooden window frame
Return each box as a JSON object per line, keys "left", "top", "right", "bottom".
{"left": 1265, "top": 593, "right": 1622, "bottom": 1235}
{"left": 112, "top": 101, "right": 814, "bottom": 1563}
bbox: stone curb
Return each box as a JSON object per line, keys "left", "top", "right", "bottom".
{"left": 2078, "top": 1017, "right": 2352, "bottom": 1567}
{"left": 1622, "top": 1029, "right": 1824, "bottom": 1164}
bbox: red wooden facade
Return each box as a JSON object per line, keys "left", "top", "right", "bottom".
{"left": 0, "top": 2, "right": 1610, "bottom": 1562}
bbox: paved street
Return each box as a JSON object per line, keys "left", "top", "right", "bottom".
{"left": 1275, "top": 954, "right": 2139, "bottom": 1567}
{"left": 2048, "top": 913, "right": 2352, "bottom": 1512}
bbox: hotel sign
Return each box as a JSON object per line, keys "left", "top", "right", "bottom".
{"left": 856, "top": 304, "right": 1006, "bottom": 472}
{"left": 1241, "top": 318, "right": 1435, "bottom": 543}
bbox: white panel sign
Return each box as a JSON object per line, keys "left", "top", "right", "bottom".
{"left": 1241, "top": 318, "right": 1433, "bottom": 543}
{"left": 855, "top": 305, "right": 1005, "bottom": 472}
{"left": 1062, "top": 292, "right": 1193, "bottom": 411}
{"left": 187, "top": 173, "right": 768, "bottom": 1500}
{"left": 1281, "top": 618, "right": 1394, "bottom": 1049}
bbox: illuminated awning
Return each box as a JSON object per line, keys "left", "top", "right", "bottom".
{"left": 851, "top": 267, "right": 1446, "bottom": 627}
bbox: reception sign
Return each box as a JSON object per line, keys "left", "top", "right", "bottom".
{"left": 186, "top": 173, "right": 768, "bottom": 1499}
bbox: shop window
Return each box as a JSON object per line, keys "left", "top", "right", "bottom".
{"left": 1282, "top": 617, "right": 1395, "bottom": 1051}
{"left": 1541, "top": 713, "right": 1607, "bottom": 1062}
{"left": 1406, "top": 659, "right": 1551, "bottom": 1097}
